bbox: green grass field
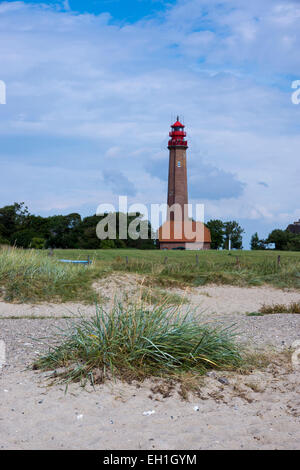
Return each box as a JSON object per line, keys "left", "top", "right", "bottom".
{"left": 53, "top": 248, "right": 300, "bottom": 290}
{"left": 1, "top": 248, "right": 300, "bottom": 303}
{"left": 53, "top": 247, "right": 300, "bottom": 265}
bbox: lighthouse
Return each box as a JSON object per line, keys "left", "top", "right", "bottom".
{"left": 167, "top": 117, "right": 188, "bottom": 221}
{"left": 158, "top": 118, "right": 211, "bottom": 250}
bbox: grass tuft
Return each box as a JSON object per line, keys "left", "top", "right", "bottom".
{"left": 33, "top": 300, "right": 243, "bottom": 387}
{"left": 140, "top": 287, "right": 189, "bottom": 306}
{"left": 259, "top": 302, "right": 300, "bottom": 314}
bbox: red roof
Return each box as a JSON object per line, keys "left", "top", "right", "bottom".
{"left": 171, "top": 120, "right": 184, "bottom": 128}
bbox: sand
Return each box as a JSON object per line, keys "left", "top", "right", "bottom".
{"left": 1, "top": 280, "right": 300, "bottom": 450}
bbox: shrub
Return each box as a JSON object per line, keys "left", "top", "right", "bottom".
{"left": 100, "top": 239, "right": 115, "bottom": 249}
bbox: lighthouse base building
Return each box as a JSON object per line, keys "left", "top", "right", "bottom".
{"left": 158, "top": 118, "right": 211, "bottom": 250}
{"left": 159, "top": 221, "right": 211, "bottom": 250}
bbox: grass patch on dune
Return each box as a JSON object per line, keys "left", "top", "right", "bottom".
{"left": 106, "top": 254, "right": 300, "bottom": 290}
{"left": 2, "top": 248, "right": 300, "bottom": 304}
{"left": 140, "top": 288, "right": 189, "bottom": 306}
{"left": 33, "top": 300, "right": 243, "bottom": 387}
{"left": 155, "top": 261, "right": 300, "bottom": 289}
{"left": 57, "top": 249, "right": 300, "bottom": 290}
{"left": 246, "top": 301, "right": 300, "bottom": 316}
{"left": 110, "top": 257, "right": 155, "bottom": 275}
{"left": 259, "top": 302, "right": 300, "bottom": 314}
{"left": 0, "top": 247, "right": 103, "bottom": 303}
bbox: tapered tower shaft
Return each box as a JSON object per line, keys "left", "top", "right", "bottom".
{"left": 167, "top": 117, "right": 188, "bottom": 221}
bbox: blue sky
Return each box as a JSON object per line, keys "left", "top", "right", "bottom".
{"left": 18, "top": 0, "right": 177, "bottom": 22}
{"left": 0, "top": 0, "right": 300, "bottom": 247}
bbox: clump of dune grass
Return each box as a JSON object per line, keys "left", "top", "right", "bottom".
{"left": 33, "top": 300, "right": 243, "bottom": 387}
{"left": 140, "top": 287, "right": 189, "bottom": 306}
{"left": 0, "top": 247, "right": 100, "bottom": 303}
{"left": 259, "top": 302, "right": 300, "bottom": 314}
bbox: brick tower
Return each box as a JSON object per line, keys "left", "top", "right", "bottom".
{"left": 167, "top": 117, "right": 188, "bottom": 221}
{"left": 158, "top": 118, "right": 211, "bottom": 250}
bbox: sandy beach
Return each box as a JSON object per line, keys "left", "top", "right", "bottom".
{"left": 1, "top": 282, "right": 300, "bottom": 450}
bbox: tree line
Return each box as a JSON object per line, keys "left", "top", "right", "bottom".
{"left": 0, "top": 202, "right": 155, "bottom": 249}
{"left": 0, "top": 202, "right": 247, "bottom": 250}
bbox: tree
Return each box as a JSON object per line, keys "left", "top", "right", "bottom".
{"left": 0, "top": 202, "right": 29, "bottom": 241}
{"left": 31, "top": 237, "right": 46, "bottom": 249}
{"left": 0, "top": 235, "right": 10, "bottom": 245}
{"left": 266, "top": 229, "right": 300, "bottom": 251}
{"left": 45, "top": 213, "right": 82, "bottom": 248}
{"left": 251, "top": 232, "right": 266, "bottom": 250}
{"left": 266, "top": 229, "right": 290, "bottom": 250}
{"left": 251, "top": 232, "right": 259, "bottom": 250}
{"left": 95, "top": 212, "right": 155, "bottom": 249}
{"left": 13, "top": 229, "right": 36, "bottom": 248}
{"left": 206, "top": 219, "right": 224, "bottom": 249}
{"left": 100, "top": 239, "right": 115, "bottom": 249}
{"left": 223, "top": 221, "right": 244, "bottom": 249}
{"left": 24, "top": 215, "right": 51, "bottom": 238}
{"left": 287, "top": 235, "right": 300, "bottom": 251}
{"left": 76, "top": 215, "right": 103, "bottom": 249}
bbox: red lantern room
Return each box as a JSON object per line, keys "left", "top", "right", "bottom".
{"left": 168, "top": 116, "right": 188, "bottom": 148}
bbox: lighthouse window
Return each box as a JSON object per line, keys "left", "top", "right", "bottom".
{"left": 177, "top": 161, "right": 181, "bottom": 167}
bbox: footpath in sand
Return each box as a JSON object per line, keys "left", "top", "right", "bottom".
{"left": 1, "top": 280, "right": 300, "bottom": 450}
